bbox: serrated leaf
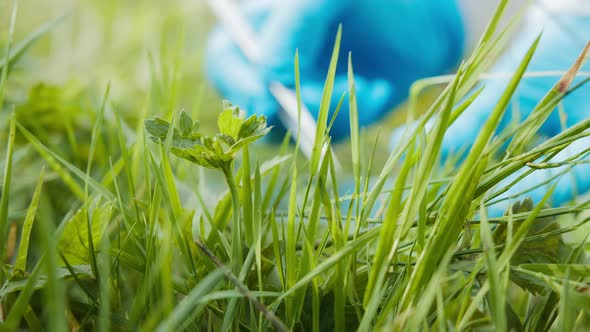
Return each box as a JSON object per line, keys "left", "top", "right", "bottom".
{"left": 218, "top": 107, "right": 244, "bottom": 140}
{"left": 58, "top": 203, "right": 113, "bottom": 266}
{"left": 174, "top": 134, "right": 202, "bottom": 149}
{"left": 145, "top": 117, "right": 201, "bottom": 149}
{"left": 495, "top": 198, "right": 564, "bottom": 266}
{"left": 145, "top": 118, "right": 171, "bottom": 138}
{"left": 179, "top": 111, "right": 193, "bottom": 136}
{"left": 509, "top": 268, "right": 547, "bottom": 295}
{"left": 147, "top": 103, "right": 270, "bottom": 172}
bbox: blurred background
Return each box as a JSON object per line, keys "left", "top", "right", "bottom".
{"left": 0, "top": 0, "right": 520, "bottom": 163}
{"left": 0, "top": 0, "right": 522, "bottom": 156}
{"left": 1, "top": 0, "right": 218, "bottom": 121}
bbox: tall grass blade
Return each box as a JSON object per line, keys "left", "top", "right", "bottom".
{"left": 401, "top": 34, "right": 542, "bottom": 310}
{"left": 14, "top": 167, "right": 45, "bottom": 273}
{"left": 0, "top": 0, "right": 18, "bottom": 108}
{"left": 35, "top": 198, "right": 67, "bottom": 331}
{"left": 0, "top": 112, "right": 16, "bottom": 282}
{"left": 479, "top": 204, "right": 507, "bottom": 330}
{"left": 1, "top": 260, "right": 44, "bottom": 331}
{"left": 508, "top": 41, "right": 590, "bottom": 155}
{"left": 310, "top": 25, "right": 341, "bottom": 173}
{"left": 0, "top": 13, "right": 65, "bottom": 76}
{"left": 84, "top": 83, "right": 110, "bottom": 282}
{"left": 16, "top": 122, "right": 116, "bottom": 201}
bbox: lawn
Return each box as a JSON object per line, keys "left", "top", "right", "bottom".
{"left": 1, "top": 0, "right": 590, "bottom": 331}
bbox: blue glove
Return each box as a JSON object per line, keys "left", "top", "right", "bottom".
{"left": 392, "top": 5, "right": 590, "bottom": 214}
{"left": 206, "top": 0, "right": 464, "bottom": 140}
{"left": 485, "top": 137, "right": 590, "bottom": 217}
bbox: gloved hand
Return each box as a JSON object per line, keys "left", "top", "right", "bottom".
{"left": 393, "top": 2, "right": 590, "bottom": 214}
{"left": 206, "top": 0, "right": 464, "bottom": 140}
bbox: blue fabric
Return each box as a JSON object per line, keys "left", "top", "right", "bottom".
{"left": 207, "top": 1, "right": 590, "bottom": 215}
{"left": 446, "top": 10, "right": 590, "bottom": 211}
{"left": 439, "top": 11, "right": 590, "bottom": 158}
{"left": 206, "top": 0, "right": 465, "bottom": 140}
{"left": 390, "top": 9, "right": 590, "bottom": 213}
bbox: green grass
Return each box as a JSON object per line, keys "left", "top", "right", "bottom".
{"left": 1, "top": 0, "right": 590, "bottom": 331}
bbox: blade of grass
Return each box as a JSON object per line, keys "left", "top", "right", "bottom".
{"left": 557, "top": 269, "right": 574, "bottom": 332}
{"left": 84, "top": 83, "right": 110, "bottom": 282}
{"left": 508, "top": 41, "right": 590, "bottom": 155}
{"left": 479, "top": 203, "right": 507, "bottom": 330}
{"left": 285, "top": 161, "right": 298, "bottom": 327}
{"left": 14, "top": 167, "right": 45, "bottom": 273}
{"left": 16, "top": 122, "right": 116, "bottom": 201}
{"left": 347, "top": 53, "right": 361, "bottom": 203}
{"left": 113, "top": 108, "right": 141, "bottom": 222}
{"left": 195, "top": 240, "right": 289, "bottom": 332}
{"left": 98, "top": 227, "right": 112, "bottom": 332}
{"left": 35, "top": 196, "right": 67, "bottom": 331}
{"left": 361, "top": 0, "right": 514, "bottom": 224}
{"left": 0, "top": 13, "right": 65, "bottom": 76}
{"left": 242, "top": 145, "right": 253, "bottom": 244}
{"left": 457, "top": 187, "right": 554, "bottom": 330}
{"left": 401, "top": 34, "right": 542, "bottom": 310}
{"left": 310, "top": 25, "right": 341, "bottom": 174}
{"left": 274, "top": 226, "right": 380, "bottom": 306}
{"left": 0, "top": 0, "right": 18, "bottom": 108}
{"left": 364, "top": 61, "right": 464, "bottom": 319}
{"left": 1, "top": 259, "right": 44, "bottom": 331}
{"left": 0, "top": 111, "right": 16, "bottom": 283}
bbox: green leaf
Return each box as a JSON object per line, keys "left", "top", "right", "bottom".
{"left": 238, "top": 115, "right": 259, "bottom": 139}
{"left": 229, "top": 128, "right": 272, "bottom": 154}
{"left": 145, "top": 118, "right": 172, "bottom": 139}
{"left": 179, "top": 111, "right": 193, "bottom": 136}
{"left": 58, "top": 203, "right": 113, "bottom": 266}
{"left": 145, "top": 117, "right": 201, "bottom": 149}
{"left": 218, "top": 105, "right": 244, "bottom": 140}
{"left": 238, "top": 114, "right": 268, "bottom": 139}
